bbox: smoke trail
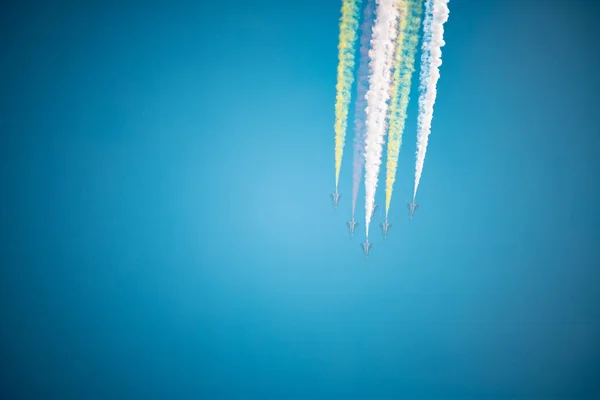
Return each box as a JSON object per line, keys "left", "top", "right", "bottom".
{"left": 363, "top": 0, "right": 400, "bottom": 238}
{"left": 334, "top": 0, "right": 362, "bottom": 191}
{"left": 413, "top": 0, "right": 450, "bottom": 199}
{"left": 350, "top": 0, "right": 375, "bottom": 218}
{"left": 384, "top": 0, "right": 423, "bottom": 218}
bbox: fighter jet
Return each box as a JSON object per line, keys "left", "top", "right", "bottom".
{"left": 347, "top": 218, "right": 358, "bottom": 237}
{"left": 330, "top": 190, "right": 340, "bottom": 210}
{"left": 380, "top": 220, "right": 392, "bottom": 238}
{"left": 407, "top": 201, "right": 419, "bottom": 219}
{"left": 361, "top": 239, "right": 373, "bottom": 258}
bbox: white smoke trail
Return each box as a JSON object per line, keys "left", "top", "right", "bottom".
{"left": 364, "top": 0, "right": 400, "bottom": 238}
{"left": 413, "top": 0, "right": 450, "bottom": 199}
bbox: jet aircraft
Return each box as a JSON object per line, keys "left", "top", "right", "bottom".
{"left": 380, "top": 220, "right": 391, "bottom": 238}
{"left": 361, "top": 240, "right": 373, "bottom": 258}
{"left": 407, "top": 201, "right": 419, "bottom": 219}
{"left": 330, "top": 191, "right": 340, "bottom": 210}
{"left": 347, "top": 219, "right": 358, "bottom": 237}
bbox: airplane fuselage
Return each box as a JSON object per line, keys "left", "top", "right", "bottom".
{"left": 407, "top": 201, "right": 419, "bottom": 219}
{"left": 380, "top": 221, "right": 391, "bottom": 237}
{"left": 361, "top": 240, "right": 373, "bottom": 257}
{"left": 331, "top": 191, "right": 340, "bottom": 209}
{"left": 347, "top": 219, "right": 358, "bottom": 236}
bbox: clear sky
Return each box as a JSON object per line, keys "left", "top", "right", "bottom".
{"left": 1, "top": 0, "right": 599, "bottom": 398}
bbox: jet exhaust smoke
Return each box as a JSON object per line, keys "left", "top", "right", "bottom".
{"left": 351, "top": 0, "right": 375, "bottom": 219}
{"left": 334, "top": 0, "right": 362, "bottom": 190}
{"left": 384, "top": 0, "right": 422, "bottom": 219}
{"left": 413, "top": 0, "right": 450, "bottom": 200}
{"left": 363, "top": 0, "right": 400, "bottom": 237}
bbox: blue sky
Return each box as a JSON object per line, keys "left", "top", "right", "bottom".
{"left": 1, "top": 0, "right": 599, "bottom": 398}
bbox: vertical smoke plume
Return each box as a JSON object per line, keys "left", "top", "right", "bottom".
{"left": 351, "top": 0, "right": 375, "bottom": 218}
{"left": 413, "top": 0, "right": 450, "bottom": 199}
{"left": 334, "top": 0, "right": 362, "bottom": 190}
{"left": 363, "top": 0, "right": 400, "bottom": 238}
{"left": 384, "top": 0, "right": 423, "bottom": 218}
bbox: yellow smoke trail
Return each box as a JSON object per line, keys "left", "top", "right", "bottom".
{"left": 334, "top": 0, "right": 362, "bottom": 190}
{"left": 384, "top": 0, "right": 423, "bottom": 217}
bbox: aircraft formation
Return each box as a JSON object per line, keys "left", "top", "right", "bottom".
{"left": 330, "top": 0, "right": 450, "bottom": 258}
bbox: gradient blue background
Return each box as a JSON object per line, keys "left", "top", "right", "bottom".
{"left": 1, "top": 0, "right": 599, "bottom": 398}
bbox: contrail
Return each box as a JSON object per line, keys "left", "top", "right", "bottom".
{"left": 363, "top": 0, "right": 400, "bottom": 238}
{"left": 334, "top": 0, "right": 362, "bottom": 191}
{"left": 413, "top": 0, "right": 450, "bottom": 200}
{"left": 384, "top": 0, "right": 423, "bottom": 219}
{"left": 351, "top": 0, "right": 375, "bottom": 219}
